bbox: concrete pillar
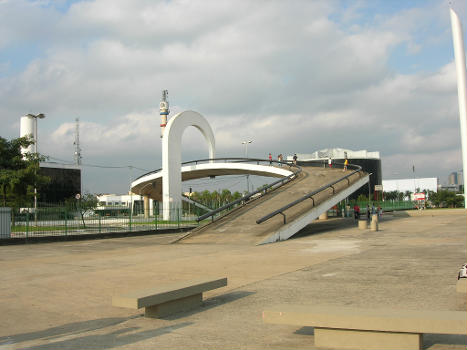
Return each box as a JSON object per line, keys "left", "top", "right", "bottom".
{"left": 372, "top": 213, "right": 379, "bottom": 223}
{"left": 319, "top": 212, "right": 328, "bottom": 220}
{"left": 358, "top": 219, "right": 367, "bottom": 230}
{"left": 143, "top": 196, "right": 150, "bottom": 218}
{"left": 370, "top": 215, "right": 378, "bottom": 231}
{"left": 450, "top": 7, "right": 467, "bottom": 208}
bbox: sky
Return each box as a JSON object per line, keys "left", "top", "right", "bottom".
{"left": 1, "top": 0, "right": 466, "bottom": 194}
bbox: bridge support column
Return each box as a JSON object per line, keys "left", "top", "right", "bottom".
{"left": 319, "top": 212, "right": 328, "bottom": 220}
{"left": 144, "top": 196, "right": 150, "bottom": 218}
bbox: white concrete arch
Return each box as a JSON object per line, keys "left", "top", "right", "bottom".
{"left": 162, "top": 110, "right": 215, "bottom": 220}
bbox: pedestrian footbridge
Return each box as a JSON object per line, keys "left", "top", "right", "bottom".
{"left": 131, "top": 158, "right": 369, "bottom": 245}
{"left": 131, "top": 158, "right": 295, "bottom": 201}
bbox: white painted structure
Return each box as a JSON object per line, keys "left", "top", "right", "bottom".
{"left": 450, "top": 6, "right": 467, "bottom": 208}
{"left": 162, "top": 111, "right": 216, "bottom": 220}
{"left": 382, "top": 178, "right": 438, "bottom": 193}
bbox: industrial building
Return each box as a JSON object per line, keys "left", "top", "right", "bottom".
{"left": 38, "top": 162, "right": 81, "bottom": 203}
{"left": 288, "top": 148, "right": 382, "bottom": 199}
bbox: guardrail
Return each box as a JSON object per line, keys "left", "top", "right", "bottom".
{"left": 196, "top": 159, "right": 302, "bottom": 223}
{"left": 256, "top": 163, "right": 364, "bottom": 225}
{"left": 134, "top": 157, "right": 294, "bottom": 181}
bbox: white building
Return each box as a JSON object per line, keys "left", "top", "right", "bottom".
{"left": 382, "top": 178, "right": 438, "bottom": 193}
{"left": 96, "top": 193, "right": 155, "bottom": 216}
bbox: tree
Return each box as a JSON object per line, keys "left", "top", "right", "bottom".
{"left": 404, "top": 191, "right": 412, "bottom": 201}
{"left": 65, "top": 193, "right": 98, "bottom": 227}
{"left": 357, "top": 194, "right": 368, "bottom": 202}
{"left": 427, "top": 190, "right": 464, "bottom": 208}
{"left": 0, "top": 136, "right": 49, "bottom": 207}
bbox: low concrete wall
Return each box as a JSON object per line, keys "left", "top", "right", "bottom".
{"left": 0, "top": 227, "right": 193, "bottom": 246}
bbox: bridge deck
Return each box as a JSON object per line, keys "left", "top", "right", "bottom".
{"left": 180, "top": 166, "right": 365, "bottom": 245}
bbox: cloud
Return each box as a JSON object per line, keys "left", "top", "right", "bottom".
{"left": 0, "top": 0, "right": 464, "bottom": 192}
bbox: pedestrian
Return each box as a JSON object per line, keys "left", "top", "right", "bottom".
{"left": 278, "top": 154, "right": 283, "bottom": 166}
{"left": 293, "top": 153, "right": 297, "bottom": 165}
{"left": 343, "top": 157, "right": 348, "bottom": 171}
{"left": 268, "top": 153, "right": 272, "bottom": 165}
{"left": 328, "top": 156, "right": 332, "bottom": 168}
{"left": 378, "top": 206, "right": 382, "bottom": 218}
{"left": 353, "top": 204, "right": 360, "bottom": 221}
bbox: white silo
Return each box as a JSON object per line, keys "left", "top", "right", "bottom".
{"left": 20, "top": 113, "right": 45, "bottom": 156}
{"left": 20, "top": 114, "right": 35, "bottom": 155}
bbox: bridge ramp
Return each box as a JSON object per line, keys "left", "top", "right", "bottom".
{"left": 180, "top": 167, "right": 366, "bottom": 245}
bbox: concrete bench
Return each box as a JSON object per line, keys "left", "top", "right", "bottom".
{"left": 112, "top": 277, "right": 227, "bottom": 318}
{"left": 263, "top": 304, "right": 467, "bottom": 350}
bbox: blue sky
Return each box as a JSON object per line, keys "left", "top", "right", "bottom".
{"left": 0, "top": 0, "right": 466, "bottom": 193}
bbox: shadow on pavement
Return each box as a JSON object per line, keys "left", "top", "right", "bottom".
{"left": 0, "top": 316, "right": 139, "bottom": 346}
{"left": 292, "top": 218, "right": 356, "bottom": 238}
{"left": 294, "top": 326, "right": 314, "bottom": 335}
{"left": 163, "top": 290, "right": 256, "bottom": 320}
{"left": 292, "top": 212, "right": 414, "bottom": 239}
{"left": 423, "top": 333, "right": 467, "bottom": 349}
{"left": 15, "top": 323, "right": 192, "bottom": 350}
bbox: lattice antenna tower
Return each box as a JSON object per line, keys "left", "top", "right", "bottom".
{"left": 74, "top": 117, "right": 82, "bottom": 165}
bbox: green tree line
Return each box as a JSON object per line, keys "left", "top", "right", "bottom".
{"left": 190, "top": 189, "right": 243, "bottom": 209}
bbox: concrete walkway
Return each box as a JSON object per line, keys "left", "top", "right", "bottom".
{"left": 0, "top": 209, "right": 465, "bottom": 349}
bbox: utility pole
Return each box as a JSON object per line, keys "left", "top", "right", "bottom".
{"left": 242, "top": 140, "right": 253, "bottom": 193}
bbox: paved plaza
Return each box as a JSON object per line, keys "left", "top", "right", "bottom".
{"left": 0, "top": 209, "right": 465, "bottom": 349}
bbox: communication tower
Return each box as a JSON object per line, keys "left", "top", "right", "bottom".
{"left": 74, "top": 117, "right": 82, "bottom": 165}
{"left": 160, "top": 90, "right": 170, "bottom": 138}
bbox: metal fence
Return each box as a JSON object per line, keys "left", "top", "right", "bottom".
{"left": 349, "top": 200, "right": 416, "bottom": 212}
{"left": 6, "top": 202, "right": 209, "bottom": 240}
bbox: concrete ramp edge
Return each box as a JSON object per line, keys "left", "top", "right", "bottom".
{"left": 258, "top": 175, "right": 370, "bottom": 245}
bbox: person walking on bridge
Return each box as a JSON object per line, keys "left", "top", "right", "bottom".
{"left": 293, "top": 153, "right": 297, "bottom": 165}
{"left": 268, "top": 153, "right": 272, "bottom": 165}
{"left": 278, "top": 154, "right": 283, "bottom": 166}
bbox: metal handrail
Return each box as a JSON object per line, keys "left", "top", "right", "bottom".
{"left": 182, "top": 193, "right": 214, "bottom": 211}
{"left": 196, "top": 159, "right": 302, "bottom": 222}
{"left": 134, "top": 157, "right": 293, "bottom": 181}
{"left": 256, "top": 163, "right": 364, "bottom": 225}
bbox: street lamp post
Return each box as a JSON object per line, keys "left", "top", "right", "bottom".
{"left": 27, "top": 113, "right": 45, "bottom": 226}
{"left": 241, "top": 140, "right": 253, "bottom": 192}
